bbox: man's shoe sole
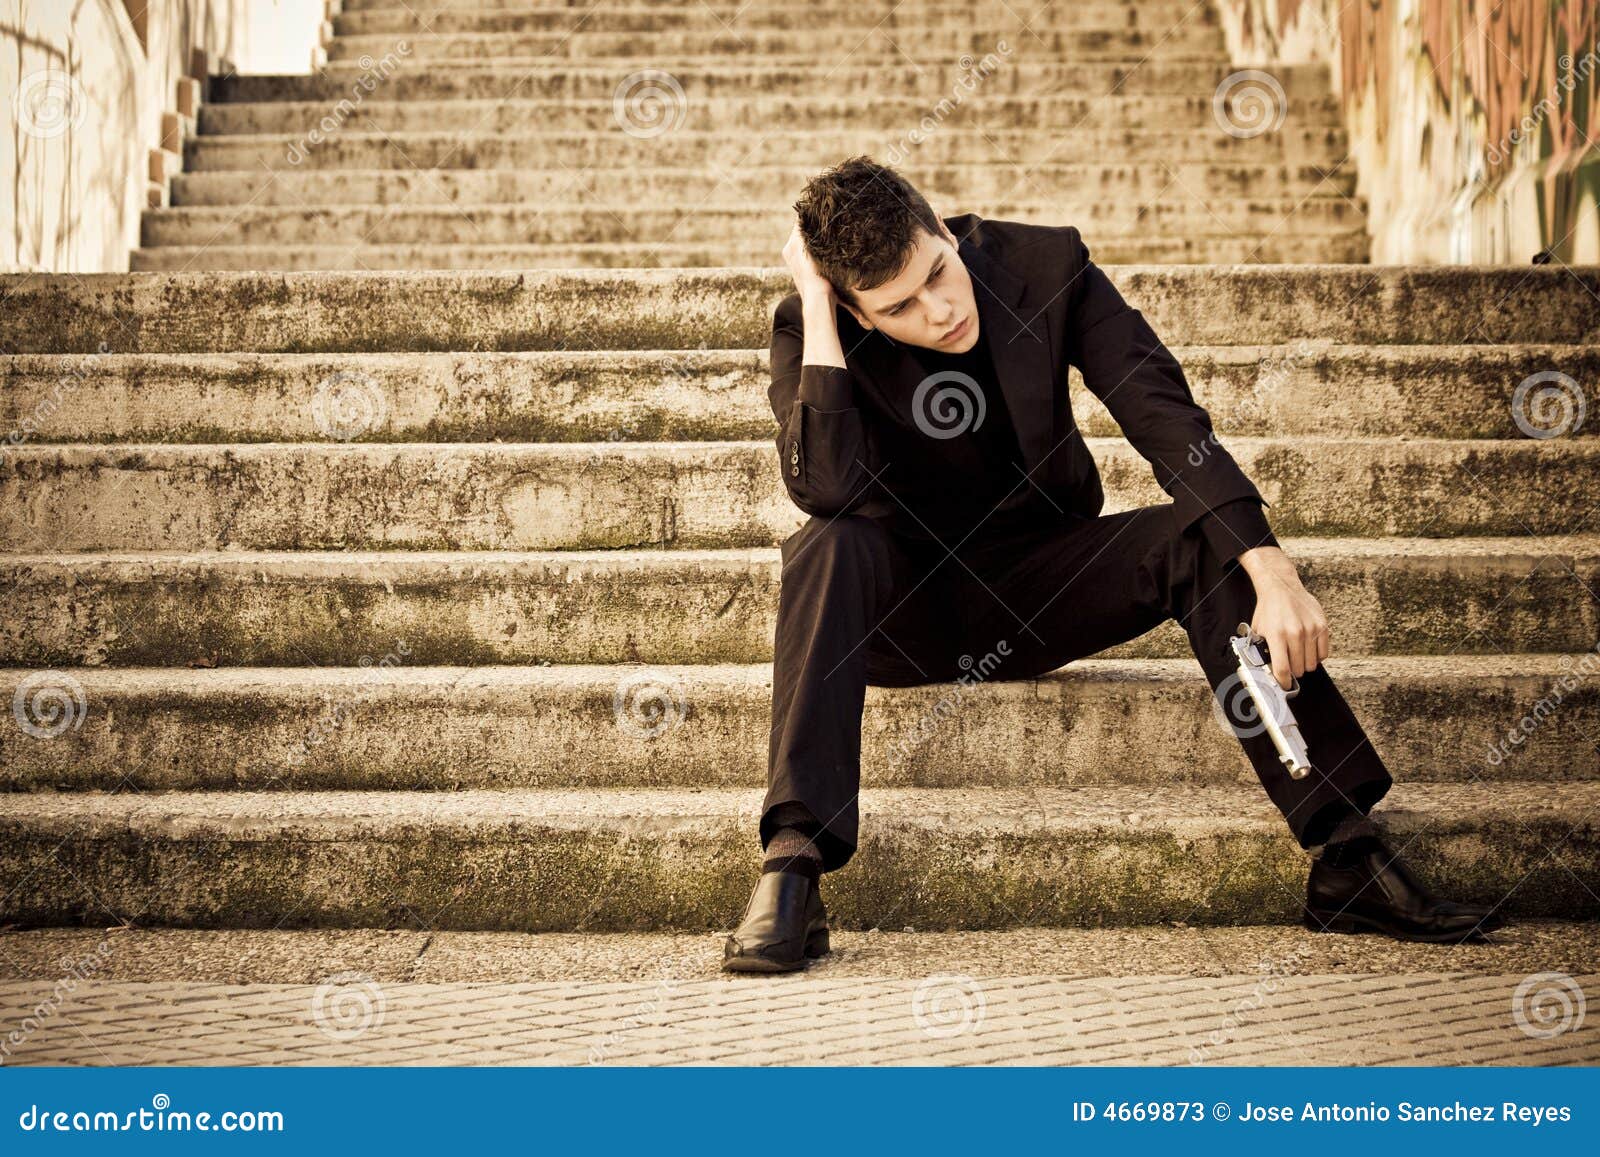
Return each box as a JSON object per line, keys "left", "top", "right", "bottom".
{"left": 721, "top": 927, "right": 831, "bottom": 974}
{"left": 1302, "top": 906, "right": 1503, "bottom": 943}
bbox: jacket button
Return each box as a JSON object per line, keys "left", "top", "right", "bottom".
{"left": 790, "top": 464, "right": 800, "bottom": 476}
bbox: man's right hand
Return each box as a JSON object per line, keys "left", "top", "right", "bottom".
{"left": 783, "top": 222, "right": 835, "bottom": 305}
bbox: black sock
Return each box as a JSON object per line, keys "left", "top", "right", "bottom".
{"left": 763, "top": 802, "right": 824, "bottom": 878}
{"left": 1314, "top": 808, "right": 1383, "bottom": 864}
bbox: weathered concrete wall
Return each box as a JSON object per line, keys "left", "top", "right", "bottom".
{"left": 1215, "top": 0, "right": 1600, "bottom": 264}
{"left": 1, "top": 0, "right": 321, "bottom": 273}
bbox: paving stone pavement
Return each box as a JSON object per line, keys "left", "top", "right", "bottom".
{"left": 1, "top": 927, "right": 1596, "bottom": 1066}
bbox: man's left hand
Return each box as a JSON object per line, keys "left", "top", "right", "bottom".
{"left": 1236, "top": 545, "right": 1329, "bottom": 690}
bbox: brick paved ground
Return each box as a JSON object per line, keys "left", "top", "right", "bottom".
{"left": 1, "top": 926, "right": 1596, "bottom": 1065}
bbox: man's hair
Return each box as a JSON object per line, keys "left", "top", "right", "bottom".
{"left": 793, "top": 155, "right": 946, "bottom": 311}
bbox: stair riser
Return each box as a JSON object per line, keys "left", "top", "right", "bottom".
{"left": 7, "top": 348, "right": 1596, "bottom": 443}
{"left": 324, "top": 27, "right": 1225, "bottom": 60}
{"left": 3, "top": 548, "right": 1595, "bottom": 666}
{"left": 0, "top": 807, "right": 1588, "bottom": 930}
{"left": 199, "top": 95, "right": 1342, "bottom": 136}
{"left": 2, "top": 441, "right": 1594, "bottom": 550}
{"left": 3, "top": 664, "right": 1593, "bottom": 791}
{"left": 212, "top": 61, "right": 1335, "bottom": 103}
{"left": 5, "top": 268, "right": 1592, "bottom": 354}
{"left": 334, "top": 4, "right": 1220, "bottom": 35}
{"left": 130, "top": 234, "right": 1373, "bottom": 270}
{"left": 184, "top": 128, "right": 1346, "bottom": 174}
{"left": 169, "top": 164, "right": 1358, "bottom": 207}
{"left": 141, "top": 200, "right": 1365, "bottom": 248}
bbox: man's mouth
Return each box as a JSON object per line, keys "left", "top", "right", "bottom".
{"left": 942, "top": 316, "right": 969, "bottom": 342}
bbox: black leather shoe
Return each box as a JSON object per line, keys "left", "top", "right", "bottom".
{"left": 721, "top": 868, "right": 830, "bottom": 973}
{"left": 1303, "top": 834, "right": 1508, "bottom": 943}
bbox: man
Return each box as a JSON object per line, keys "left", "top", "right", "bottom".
{"left": 722, "top": 156, "right": 1506, "bottom": 974}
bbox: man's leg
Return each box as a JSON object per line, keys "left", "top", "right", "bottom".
{"left": 956, "top": 503, "right": 1393, "bottom": 847}
{"left": 763, "top": 513, "right": 964, "bottom": 872}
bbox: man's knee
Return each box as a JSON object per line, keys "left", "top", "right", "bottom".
{"left": 780, "top": 513, "right": 895, "bottom": 577}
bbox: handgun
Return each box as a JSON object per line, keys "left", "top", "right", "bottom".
{"left": 1226, "top": 621, "right": 1312, "bottom": 779}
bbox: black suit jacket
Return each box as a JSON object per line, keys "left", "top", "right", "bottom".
{"left": 768, "top": 212, "right": 1278, "bottom": 559}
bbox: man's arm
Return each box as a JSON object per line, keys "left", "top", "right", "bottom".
{"left": 1201, "top": 496, "right": 1279, "bottom": 563}
{"left": 768, "top": 291, "right": 878, "bottom": 517}
{"left": 1060, "top": 226, "right": 1270, "bottom": 536}
{"left": 1059, "top": 227, "right": 1326, "bottom": 687}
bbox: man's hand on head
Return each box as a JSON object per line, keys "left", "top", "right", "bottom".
{"left": 1237, "top": 545, "right": 1330, "bottom": 690}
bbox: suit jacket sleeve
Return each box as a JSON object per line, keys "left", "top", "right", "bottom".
{"left": 1201, "top": 496, "right": 1280, "bottom": 563}
{"left": 768, "top": 293, "right": 879, "bottom": 516}
{"left": 1059, "top": 227, "right": 1272, "bottom": 538}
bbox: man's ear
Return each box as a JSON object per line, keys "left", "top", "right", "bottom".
{"left": 842, "top": 300, "right": 872, "bottom": 330}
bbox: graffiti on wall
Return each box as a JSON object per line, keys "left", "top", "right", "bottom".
{"left": 1221, "top": 0, "right": 1599, "bottom": 261}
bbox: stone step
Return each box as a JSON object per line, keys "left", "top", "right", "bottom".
{"left": 12, "top": 345, "right": 1592, "bottom": 444}
{"left": 3, "top": 657, "right": 1593, "bottom": 791}
{"left": 325, "top": 25, "right": 1225, "bottom": 62}
{"left": 212, "top": 60, "right": 1336, "bottom": 103}
{"left": 182, "top": 127, "right": 1348, "bottom": 173}
{"left": 131, "top": 233, "right": 1371, "bottom": 271}
{"left": 1, "top": 439, "right": 1592, "bottom": 551}
{"left": 169, "top": 162, "right": 1358, "bottom": 207}
{"left": 141, "top": 199, "right": 1365, "bottom": 249}
{"left": 334, "top": 1, "right": 1218, "bottom": 35}
{"left": 198, "top": 93, "right": 1344, "bottom": 136}
{"left": 6, "top": 267, "right": 1590, "bottom": 354}
{"left": 3, "top": 538, "right": 1594, "bottom": 667}
{"left": 10, "top": 924, "right": 1595, "bottom": 987}
{"left": 0, "top": 783, "right": 1591, "bottom": 929}
{"left": 336, "top": 0, "right": 1166, "bottom": 9}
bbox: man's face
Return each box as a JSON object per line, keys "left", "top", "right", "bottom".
{"left": 841, "top": 221, "right": 980, "bottom": 353}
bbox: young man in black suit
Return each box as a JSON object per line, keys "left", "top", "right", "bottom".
{"left": 722, "top": 156, "right": 1505, "bottom": 973}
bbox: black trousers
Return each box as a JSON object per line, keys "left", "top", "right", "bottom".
{"left": 762, "top": 502, "right": 1394, "bottom": 872}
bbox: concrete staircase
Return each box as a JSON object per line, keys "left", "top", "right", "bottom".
{"left": 1, "top": 0, "right": 1597, "bottom": 947}
{"left": 135, "top": 0, "right": 1367, "bottom": 269}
